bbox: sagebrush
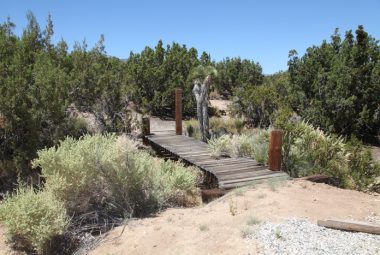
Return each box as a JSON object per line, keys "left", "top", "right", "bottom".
{"left": 0, "top": 187, "right": 67, "bottom": 253}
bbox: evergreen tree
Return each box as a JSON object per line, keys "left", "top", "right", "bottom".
{"left": 288, "top": 26, "right": 380, "bottom": 137}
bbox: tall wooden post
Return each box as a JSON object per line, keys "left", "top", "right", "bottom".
{"left": 141, "top": 116, "right": 150, "bottom": 146}
{"left": 175, "top": 88, "right": 182, "bottom": 135}
{"left": 268, "top": 129, "right": 283, "bottom": 171}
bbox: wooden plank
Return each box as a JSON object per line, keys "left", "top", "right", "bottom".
{"left": 149, "top": 135, "right": 199, "bottom": 142}
{"left": 177, "top": 151, "right": 210, "bottom": 156}
{"left": 317, "top": 219, "right": 380, "bottom": 235}
{"left": 148, "top": 137, "right": 188, "bottom": 142}
{"left": 165, "top": 145, "right": 208, "bottom": 151}
{"left": 218, "top": 169, "right": 275, "bottom": 181}
{"left": 219, "top": 172, "right": 287, "bottom": 186}
{"left": 197, "top": 158, "right": 253, "bottom": 165}
{"left": 220, "top": 179, "right": 268, "bottom": 189}
{"left": 182, "top": 157, "right": 213, "bottom": 162}
{"left": 220, "top": 174, "right": 288, "bottom": 189}
{"left": 205, "top": 162, "right": 263, "bottom": 170}
{"left": 160, "top": 145, "right": 207, "bottom": 150}
{"left": 146, "top": 132, "right": 289, "bottom": 189}
{"left": 213, "top": 165, "right": 268, "bottom": 175}
{"left": 151, "top": 137, "right": 208, "bottom": 145}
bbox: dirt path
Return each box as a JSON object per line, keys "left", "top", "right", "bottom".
{"left": 89, "top": 180, "right": 380, "bottom": 255}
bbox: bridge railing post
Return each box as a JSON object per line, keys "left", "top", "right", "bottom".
{"left": 268, "top": 129, "right": 283, "bottom": 171}
{"left": 175, "top": 88, "right": 182, "bottom": 135}
{"left": 141, "top": 116, "right": 150, "bottom": 145}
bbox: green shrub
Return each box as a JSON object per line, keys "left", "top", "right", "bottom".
{"left": 185, "top": 119, "right": 200, "bottom": 139}
{"left": 208, "top": 135, "right": 231, "bottom": 158}
{"left": 33, "top": 134, "right": 131, "bottom": 214}
{"left": 225, "top": 118, "right": 239, "bottom": 134}
{"left": 0, "top": 187, "right": 67, "bottom": 254}
{"left": 209, "top": 117, "right": 225, "bottom": 136}
{"left": 346, "top": 138, "right": 380, "bottom": 190}
{"left": 277, "top": 120, "right": 380, "bottom": 189}
{"left": 251, "top": 142, "right": 269, "bottom": 165}
{"left": 234, "top": 118, "right": 245, "bottom": 134}
{"left": 207, "top": 130, "right": 270, "bottom": 164}
{"left": 237, "top": 134, "right": 254, "bottom": 157}
{"left": 244, "top": 129, "right": 270, "bottom": 164}
{"left": 33, "top": 134, "right": 199, "bottom": 217}
{"left": 186, "top": 122, "right": 195, "bottom": 137}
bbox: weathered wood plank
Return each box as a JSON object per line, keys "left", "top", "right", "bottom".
{"left": 218, "top": 169, "right": 277, "bottom": 181}
{"left": 205, "top": 162, "right": 264, "bottom": 170}
{"left": 317, "top": 219, "right": 380, "bottom": 235}
{"left": 214, "top": 165, "right": 268, "bottom": 175}
{"left": 145, "top": 133, "right": 289, "bottom": 189}
{"left": 219, "top": 172, "right": 287, "bottom": 185}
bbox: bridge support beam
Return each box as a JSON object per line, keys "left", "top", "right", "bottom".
{"left": 175, "top": 88, "right": 182, "bottom": 135}
{"left": 268, "top": 129, "right": 283, "bottom": 171}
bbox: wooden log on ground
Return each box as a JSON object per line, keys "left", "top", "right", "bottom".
{"left": 317, "top": 219, "right": 380, "bottom": 235}
{"left": 268, "top": 130, "right": 283, "bottom": 171}
{"left": 175, "top": 88, "right": 182, "bottom": 135}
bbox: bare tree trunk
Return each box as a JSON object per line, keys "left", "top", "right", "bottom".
{"left": 201, "top": 83, "right": 209, "bottom": 141}
{"left": 193, "top": 81, "right": 204, "bottom": 141}
{"left": 193, "top": 78, "right": 210, "bottom": 142}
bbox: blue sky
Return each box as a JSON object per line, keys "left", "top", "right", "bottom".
{"left": 1, "top": 0, "right": 379, "bottom": 74}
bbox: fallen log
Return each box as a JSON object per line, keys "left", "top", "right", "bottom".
{"left": 317, "top": 219, "right": 380, "bottom": 235}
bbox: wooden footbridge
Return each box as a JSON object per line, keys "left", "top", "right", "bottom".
{"left": 143, "top": 88, "right": 288, "bottom": 189}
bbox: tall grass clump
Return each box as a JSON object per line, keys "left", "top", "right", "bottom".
{"left": 0, "top": 187, "right": 67, "bottom": 254}
{"left": 207, "top": 130, "right": 270, "bottom": 164}
{"left": 208, "top": 135, "right": 231, "bottom": 158}
{"left": 248, "top": 129, "right": 270, "bottom": 165}
{"left": 185, "top": 119, "right": 200, "bottom": 139}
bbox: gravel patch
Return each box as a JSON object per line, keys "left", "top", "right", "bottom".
{"left": 251, "top": 219, "right": 380, "bottom": 255}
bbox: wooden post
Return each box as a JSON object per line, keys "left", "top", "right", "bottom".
{"left": 142, "top": 116, "right": 150, "bottom": 136}
{"left": 175, "top": 88, "right": 182, "bottom": 135}
{"left": 268, "top": 129, "right": 283, "bottom": 171}
{"left": 142, "top": 116, "right": 150, "bottom": 145}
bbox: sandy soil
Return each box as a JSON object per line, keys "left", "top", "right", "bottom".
{"left": 87, "top": 180, "right": 380, "bottom": 255}
{"left": 1, "top": 180, "right": 378, "bottom": 254}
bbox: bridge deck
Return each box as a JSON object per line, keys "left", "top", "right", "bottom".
{"left": 145, "top": 131, "right": 288, "bottom": 189}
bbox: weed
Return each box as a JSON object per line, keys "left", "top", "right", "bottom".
{"left": 199, "top": 224, "right": 209, "bottom": 231}
{"left": 234, "top": 186, "right": 247, "bottom": 196}
{"left": 229, "top": 199, "right": 238, "bottom": 216}
{"left": 241, "top": 226, "right": 254, "bottom": 238}
{"left": 257, "top": 193, "right": 267, "bottom": 199}
{"left": 243, "top": 200, "right": 250, "bottom": 210}
{"left": 275, "top": 227, "right": 283, "bottom": 239}
{"left": 246, "top": 216, "right": 261, "bottom": 226}
{"left": 267, "top": 176, "right": 288, "bottom": 192}
{"left": 208, "top": 135, "right": 230, "bottom": 158}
